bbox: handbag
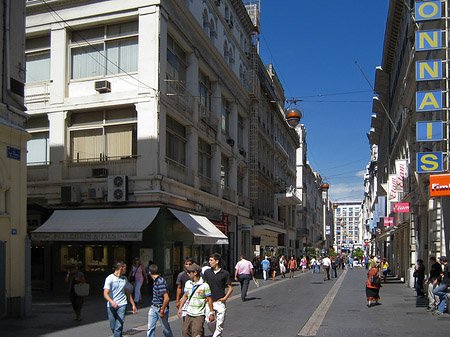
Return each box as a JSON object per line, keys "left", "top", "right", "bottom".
{"left": 129, "top": 265, "right": 139, "bottom": 284}
{"left": 74, "top": 283, "right": 89, "bottom": 297}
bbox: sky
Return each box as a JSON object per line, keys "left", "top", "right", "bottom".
{"left": 257, "top": 0, "right": 390, "bottom": 202}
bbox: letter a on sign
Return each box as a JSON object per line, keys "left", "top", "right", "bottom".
{"left": 415, "top": 1, "right": 441, "bottom": 21}
{"left": 416, "top": 91, "right": 442, "bottom": 112}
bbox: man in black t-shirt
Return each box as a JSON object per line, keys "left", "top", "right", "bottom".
{"left": 425, "top": 256, "right": 442, "bottom": 312}
{"left": 432, "top": 256, "right": 450, "bottom": 315}
{"left": 203, "top": 253, "right": 233, "bottom": 337}
{"left": 175, "top": 257, "right": 193, "bottom": 315}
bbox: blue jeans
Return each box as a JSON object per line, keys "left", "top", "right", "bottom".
{"left": 147, "top": 305, "right": 173, "bottom": 337}
{"left": 238, "top": 274, "right": 252, "bottom": 300}
{"left": 108, "top": 305, "right": 126, "bottom": 337}
{"left": 433, "top": 283, "right": 448, "bottom": 313}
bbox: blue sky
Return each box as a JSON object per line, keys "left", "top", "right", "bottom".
{"left": 258, "top": 1, "right": 389, "bottom": 202}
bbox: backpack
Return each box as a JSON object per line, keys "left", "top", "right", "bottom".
{"left": 370, "top": 273, "right": 381, "bottom": 286}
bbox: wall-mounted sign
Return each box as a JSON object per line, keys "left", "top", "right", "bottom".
{"left": 7, "top": 146, "right": 20, "bottom": 161}
{"left": 384, "top": 217, "right": 394, "bottom": 226}
{"left": 416, "top": 91, "right": 442, "bottom": 112}
{"left": 393, "top": 203, "right": 410, "bottom": 213}
{"left": 416, "top": 60, "right": 442, "bottom": 81}
{"left": 415, "top": 1, "right": 441, "bottom": 22}
{"left": 388, "top": 174, "right": 398, "bottom": 201}
{"left": 395, "top": 160, "right": 408, "bottom": 191}
{"left": 416, "top": 121, "right": 443, "bottom": 141}
{"left": 416, "top": 30, "right": 442, "bottom": 51}
{"left": 430, "top": 173, "right": 450, "bottom": 197}
{"left": 417, "top": 152, "right": 443, "bottom": 173}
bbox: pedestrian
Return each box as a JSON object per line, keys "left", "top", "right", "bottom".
{"left": 432, "top": 256, "right": 450, "bottom": 315}
{"left": 349, "top": 256, "right": 354, "bottom": 270}
{"left": 103, "top": 261, "right": 137, "bottom": 337}
{"left": 287, "top": 255, "right": 298, "bottom": 278}
{"left": 335, "top": 255, "right": 341, "bottom": 270}
{"left": 252, "top": 256, "right": 261, "bottom": 276}
{"left": 147, "top": 264, "right": 173, "bottom": 337}
{"left": 146, "top": 260, "right": 155, "bottom": 300}
{"left": 331, "top": 256, "right": 338, "bottom": 278}
{"left": 415, "top": 259, "right": 425, "bottom": 297}
{"left": 310, "top": 257, "right": 316, "bottom": 273}
{"left": 366, "top": 266, "right": 381, "bottom": 307}
{"left": 301, "top": 256, "right": 307, "bottom": 273}
{"left": 322, "top": 255, "right": 331, "bottom": 281}
{"left": 316, "top": 257, "right": 321, "bottom": 273}
{"left": 364, "top": 255, "right": 369, "bottom": 270}
{"left": 175, "top": 257, "right": 193, "bottom": 317}
{"left": 128, "top": 257, "right": 149, "bottom": 304}
{"left": 261, "top": 256, "right": 270, "bottom": 280}
{"left": 270, "top": 256, "right": 278, "bottom": 280}
{"left": 425, "top": 256, "right": 442, "bottom": 312}
{"left": 279, "top": 255, "right": 287, "bottom": 278}
{"left": 201, "top": 260, "right": 211, "bottom": 275}
{"left": 381, "top": 258, "right": 389, "bottom": 283}
{"left": 234, "top": 255, "right": 254, "bottom": 301}
{"left": 65, "top": 264, "right": 85, "bottom": 321}
{"left": 203, "top": 253, "right": 233, "bottom": 337}
{"left": 178, "top": 263, "right": 215, "bottom": 337}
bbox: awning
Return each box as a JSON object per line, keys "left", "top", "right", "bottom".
{"left": 31, "top": 208, "right": 160, "bottom": 241}
{"left": 169, "top": 208, "right": 229, "bottom": 245}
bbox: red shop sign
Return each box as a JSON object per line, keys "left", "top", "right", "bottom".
{"left": 393, "top": 203, "right": 410, "bottom": 213}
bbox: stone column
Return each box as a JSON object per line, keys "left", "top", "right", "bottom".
{"left": 48, "top": 111, "right": 67, "bottom": 181}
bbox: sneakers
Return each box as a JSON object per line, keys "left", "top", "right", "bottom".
{"left": 426, "top": 307, "right": 435, "bottom": 312}
{"left": 432, "top": 310, "right": 444, "bottom": 315}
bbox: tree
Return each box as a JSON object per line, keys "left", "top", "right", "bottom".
{"left": 353, "top": 248, "right": 364, "bottom": 259}
{"left": 306, "top": 246, "right": 318, "bottom": 258}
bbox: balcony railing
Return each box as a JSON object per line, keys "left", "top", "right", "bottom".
{"left": 221, "top": 186, "right": 235, "bottom": 202}
{"left": 199, "top": 103, "right": 218, "bottom": 132}
{"left": 165, "top": 157, "right": 194, "bottom": 187}
{"left": 64, "top": 156, "right": 138, "bottom": 179}
{"left": 198, "top": 173, "right": 219, "bottom": 195}
{"left": 164, "top": 78, "right": 194, "bottom": 117}
{"left": 25, "top": 81, "right": 50, "bottom": 103}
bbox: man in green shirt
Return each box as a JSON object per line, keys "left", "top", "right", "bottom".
{"left": 177, "top": 263, "right": 215, "bottom": 337}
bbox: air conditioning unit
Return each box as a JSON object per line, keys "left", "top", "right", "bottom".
{"left": 95, "top": 80, "right": 111, "bottom": 93}
{"left": 226, "top": 138, "right": 235, "bottom": 146}
{"left": 92, "top": 168, "right": 108, "bottom": 178}
{"left": 61, "top": 186, "right": 80, "bottom": 203}
{"left": 88, "top": 187, "right": 104, "bottom": 199}
{"left": 108, "top": 175, "right": 127, "bottom": 202}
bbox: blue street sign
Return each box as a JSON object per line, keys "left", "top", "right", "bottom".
{"left": 7, "top": 146, "right": 20, "bottom": 161}
{"left": 416, "top": 121, "right": 443, "bottom": 142}
{"left": 417, "top": 152, "right": 443, "bottom": 173}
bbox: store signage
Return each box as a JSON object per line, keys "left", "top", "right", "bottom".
{"left": 416, "top": 30, "right": 442, "bottom": 51}
{"left": 388, "top": 174, "right": 398, "bottom": 201}
{"left": 393, "top": 203, "right": 410, "bottom": 213}
{"left": 384, "top": 217, "right": 394, "bottom": 226}
{"left": 430, "top": 173, "right": 450, "bottom": 197}
{"left": 416, "top": 121, "right": 443, "bottom": 141}
{"left": 415, "top": 1, "right": 441, "bottom": 21}
{"left": 395, "top": 160, "right": 408, "bottom": 191}
{"left": 416, "top": 90, "right": 442, "bottom": 112}
{"left": 417, "top": 152, "right": 443, "bottom": 173}
{"left": 416, "top": 60, "right": 442, "bottom": 81}
{"left": 31, "top": 232, "right": 143, "bottom": 241}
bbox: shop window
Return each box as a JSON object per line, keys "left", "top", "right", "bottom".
{"left": 61, "top": 245, "right": 84, "bottom": 271}
{"left": 85, "top": 245, "right": 108, "bottom": 272}
{"left": 113, "top": 245, "right": 127, "bottom": 264}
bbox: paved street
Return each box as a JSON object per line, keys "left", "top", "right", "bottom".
{"left": 1, "top": 268, "right": 449, "bottom": 336}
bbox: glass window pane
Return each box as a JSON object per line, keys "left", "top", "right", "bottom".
{"left": 107, "top": 22, "right": 138, "bottom": 38}
{"left": 27, "top": 132, "right": 49, "bottom": 165}
{"left": 71, "top": 129, "right": 103, "bottom": 161}
{"left": 105, "top": 125, "right": 135, "bottom": 159}
{"left": 26, "top": 52, "right": 50, "bottom": 82}
{"left": 72, "top": 27, "right": 104, "bottom": 43}
{"left": 85, "top": 245, "right": 108, "bottom": 272}
{"left": 71, "top": 44, "right": 105, "bottom": 79}
{"left": 26, "top": 36, "right": 50, "bottom": 51}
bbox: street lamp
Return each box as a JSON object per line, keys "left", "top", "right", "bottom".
{"left": 285, "top": 107, "right": 302, "bottom": 128}
{"left": 321, "top": 183, "right": 329, "bottom": 242}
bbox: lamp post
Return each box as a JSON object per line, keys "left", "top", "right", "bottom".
{"left": 332, "top": 203, "right": 338, "bottom": 252}
{"left": 321, "top": 183, "right": 329, "bottom": 244}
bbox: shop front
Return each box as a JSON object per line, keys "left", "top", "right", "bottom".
{"left": 31, "top": 207, "right": 228, "bottom": 292}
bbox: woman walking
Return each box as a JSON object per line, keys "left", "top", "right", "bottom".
{"left": 65, "top": 264, "right": 86, "bottom": 321}
{"left": 366, "top": 266, "right": 381, "bottom": 307}
{"left": 128, "top": 257, "right": 149, "bottom": 304}
{"left": 279, "top": 255, "right": 287, "bottom": 278}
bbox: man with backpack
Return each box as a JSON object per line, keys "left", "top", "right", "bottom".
{"left": 366, "top": 266, "right": 381, "bottom": 307}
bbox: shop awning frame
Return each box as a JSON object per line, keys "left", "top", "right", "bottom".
{"left": 31, "top": 208, "right": 160, "bottom": 241}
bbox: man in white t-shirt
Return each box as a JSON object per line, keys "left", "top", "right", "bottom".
{"left": 322, "top": 255, "right": 332, "bottom": 281}
{"left": 103, "top": 261, "right": 137, "bottom": 337}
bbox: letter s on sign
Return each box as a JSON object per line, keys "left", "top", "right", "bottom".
{"left": 420, "top": 154, "right": 439, "bottom": 171}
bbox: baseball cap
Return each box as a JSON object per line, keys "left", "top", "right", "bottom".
{"left": 439, "top": 256, "right": 447, "bottom": 262}
{"left": 186, "top": 263, "right": 201, "bottom": 272}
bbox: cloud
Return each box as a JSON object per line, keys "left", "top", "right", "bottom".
{"left": 329, "top": 183, "right": 364, "bottom": 202}
{"left": 355, "top": 170, "right": 366, "bottom": 178}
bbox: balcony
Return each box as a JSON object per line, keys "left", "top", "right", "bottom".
{"left": 25, "top": 81, "right": 50, "bottom": 104}
{"left": 164, "top": 78, "right": 194, "bottom": 118}
{"left": 165, "top": 157, "right": 194, "bottom": 187}
{"left": 275, "top": 186, "right": 301, "bottom": 206}
{"left": 296, "top": 228, "right": 310, "bottom": 237}
{"left": 63, "top": 156, "right": 137, "bottom": 179}
{"left": 198, "top": 173, "right": 219, "bottom": 195}
{"left": 199, "top": 103, "right": 218, "bottom": 133}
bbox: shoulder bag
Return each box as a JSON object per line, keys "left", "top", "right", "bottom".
{"left": 74, "top": 282, "right": 90, "bottom": 297}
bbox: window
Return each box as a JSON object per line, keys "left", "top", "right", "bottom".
{"left": 69, "top": 108, "right": 137, "bottom": 161}
{"left": 26, "top": 116, "right": 50, "bottom": 165}
{"left": 198, "top": 138, "right": 212, "bottom": 178}
{"left": 166, "top": 115, "right": 186, "bottom": 165}
{"left": 25, "top": 36, "right": 50, "bottom": 83}
{"left": 85, "top": 245, "right": 108, "bottom": 272}
{"left": 199, "top": 71, "right": 212, "bottom": 111}
{"left": 221, "top": 98, "right": 230, "bottom": 134}
{"left": 167, "top": 35, "right": 187, "bottom": 82}
{"left": 238, "top": 115, "right": 244, "bottom": 147}
{"left": 221, "top": 155, "right": 229, "bottom": 189}
{"left": 70, "top": 22, "right": 138, "bottom": 79}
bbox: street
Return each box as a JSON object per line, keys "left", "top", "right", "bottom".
{"left": 1, "top": 268, "right": 449, "bottom": 337}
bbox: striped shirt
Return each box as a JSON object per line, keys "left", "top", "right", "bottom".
{"left": 184, "top": 279, "right": 211, "bottom": 317}
{"left": 152, "top": 276, "right": 168, "bottom": 307}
